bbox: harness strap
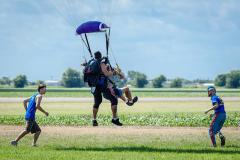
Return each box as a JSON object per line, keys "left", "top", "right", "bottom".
{"left": 105, "top": 29, "right": 110, "bottom": 57}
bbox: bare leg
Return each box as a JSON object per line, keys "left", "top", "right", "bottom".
{"left": 111, "top": 105, "right": 122, "bottom": 126}
{"left": 122, "top": 87, "right": 132, "bottom": 101}
{"left": 15, "top": 130, "right": 29, "bottom": 142}
{"left": 93, "top": 108, "right": 98, "bottom": 120}
{"left": 33, "top": 131, "right": 41, "bottom": 145}
{"left": 120, "top": 96, "right": 127, "bottom": 102}
{"left": 111, "top": 105, "right": 117, "bottom": 119}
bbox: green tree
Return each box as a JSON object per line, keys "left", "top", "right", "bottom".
{"left": 127, "top": 71, "right": 148, "bottom": 88}
{"left": 152, "top": 75, "right": 166, "bottom": 88}
{"left": 214, "top": 74, "right": 227, "bottom": 87}
{"left": 0, "top": 77, "right": 11, "bottom": 85}
{"left": 170, "top": 78, "right": 182, "bottom": 88}
{"left": 62, "top": 68, "right": 84, "bottom": 88}
{"left": 225, "top": 70, "right": 240, "bottom": 88}
{"left": 13, "top": 75, "right": 28, "bottom": 88}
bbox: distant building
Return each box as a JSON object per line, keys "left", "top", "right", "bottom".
{"left": 202, "top": 83, "right": 215, "bottom": 87}
{"left": 44, "top": 80, "right": 61, "bottom": 86}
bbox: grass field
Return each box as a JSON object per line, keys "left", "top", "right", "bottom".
{"left": 0, "top": 90, "right": 240, "bottom": 159}
{"left": 0, "top": 88, "right": 240, "bottom": 97}
{"left": 0, "top": 101, "right": 239, "bottom": 126}
{"left": 1, "top": 126, "right": 240, "bottom": 160}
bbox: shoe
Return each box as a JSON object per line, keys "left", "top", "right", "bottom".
{"left": 10, "top": 140, "right": 17, "bottom": 146}
{"left": 32, "top": 143, "right": 37, "bottom": 147}
{"left": 126, "top": 100, "right": 133, "bottom": 106}
{"left": 112, "top": 118, "right": 123, "bottom": 126}
{"left": 132, "top": 96, "right": 138, "bottom": 103}
{"left": 92, "top": 120, "right": 98, "bottom": 126}
{"left": 126, "top": 96, "right": 138, "bottom": 106}
{"left": 220, "top": 136, "right": 226, "bottom": 146}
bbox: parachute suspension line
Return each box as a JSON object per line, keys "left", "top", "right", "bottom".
{"left": 84, "top": 34, "right": 93, "bottom": 58}
{"left": 50, "top": 0, "right": 74, "bottom": 29}
{"left": 81, "top": 37, "right": 87, "bottom": 61}
{"left": 108, "top": 35, "right": 121, "bottom": 72}
{"left": 110, "top": 45, "right": 118, "bottom": 66}
{"left": 105, "top": 32, "right": 109, "bottom": 57}
{"left": 97, "top": 0, "right": 105, "bottom": 23}
{"left": 105, "top": 28, "right": 111, "bottom": 58}
{"left": 66, "top": 0, "right": 81, "bottom": 27}
{"left": 104, "top": 0, "right": 114, "bottom": 28}
{"left": 80, "top": 34, "right": 93, "bottom": 58}
{"left": 97, "top": 0, "right": 113, "bottom": 28}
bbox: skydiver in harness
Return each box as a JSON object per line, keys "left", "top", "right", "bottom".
{"left": 76, "top": 21, "right": 131, "bottom": 126}
{"left": 90, "top": 51, "right": 123, "bottom": 126}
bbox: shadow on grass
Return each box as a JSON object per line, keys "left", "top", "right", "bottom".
{"left": 225, "top": 145, "right": 240, "bottom": 149}
{"left": 55, "top": 146, "right": 240, "bottom": 154}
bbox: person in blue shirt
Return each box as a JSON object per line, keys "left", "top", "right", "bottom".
{"left": 10, "top": 84, "right": 49, "bottom": 147}
{"left": 205, "top": 86, "right": 226, "bottom": 147}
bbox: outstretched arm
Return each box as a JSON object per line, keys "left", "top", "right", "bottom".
{"left": 36, "top": 96, "right": 49, "bottom": 116}
{"left": 205, "top": 103, "right": 219, "bottom": 114}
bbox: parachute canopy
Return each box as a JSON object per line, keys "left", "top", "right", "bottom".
{"left": 76, "top": 21, "right": 109, "bottom": 35}
{"left": 76, "top": 21, "right": 110, "bottom": 58}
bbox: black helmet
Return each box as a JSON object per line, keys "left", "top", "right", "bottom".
{"left": 207, "top": 86, "right": 216, "bottom": 92}
{"left": 94, "top": 51, "right": 102, "bottom": 59}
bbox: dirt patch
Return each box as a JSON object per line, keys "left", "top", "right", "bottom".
{"left": 1, "top": 125, "right": 239, "bottom": 137}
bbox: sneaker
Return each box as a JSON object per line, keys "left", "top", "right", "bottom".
{"left": 10, "top": 140, "right": 17, "bottom": 146}
{"left": 220, "top": 136, "right": 226, "bottom": 146}
{"left": 126, "top": 96, "right": 138, "bottom": 106}
{"left": 132, "top": 96, "right": 138, "bottom": 104}
{"left": 112, "top": 118, "right": 123, "bottom": 126}
{"left": 126, "top": 100, "right": 133, "bottom": 106}
{"left": 92, "top": 120, "right": 98, "bottom": 126}
{"left": 32, "top": 143, "right": 37, "bottom": 147}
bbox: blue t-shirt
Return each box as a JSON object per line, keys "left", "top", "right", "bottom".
{"left": 25, "top": 93, "right": 39, "bottom": 120}
{"left": 211, "top": 95, "right": 226, "bottom": 113}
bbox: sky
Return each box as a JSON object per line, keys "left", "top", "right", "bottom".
{"left": 0, "top": 0, "right": 240, "bottom": 81}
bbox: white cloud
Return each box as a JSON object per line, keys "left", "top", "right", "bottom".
{"left": 1, "top": 0, "right": 240, "bottom": 80}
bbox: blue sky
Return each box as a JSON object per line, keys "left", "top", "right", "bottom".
{"left": 0, "top": 0, "right": 240, "bottom": 81}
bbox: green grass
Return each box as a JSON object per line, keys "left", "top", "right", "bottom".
{"left": 0, "top": 88, "right": 239, "bottom": 97}
{"left": 1, "top": 112, "right": 239, "bottom": 126}
{"left": 1, "top": 127, "right": 240, "bottom": 160}
{"left": 1, "top": 100, "right": 240, "bottom": 159}
{"left": 0, "top": 101, "right": 239, "bottom": 126}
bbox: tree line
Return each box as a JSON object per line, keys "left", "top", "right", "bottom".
{"left": 1, "top": 69, "right": 240, "bottom": 88}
